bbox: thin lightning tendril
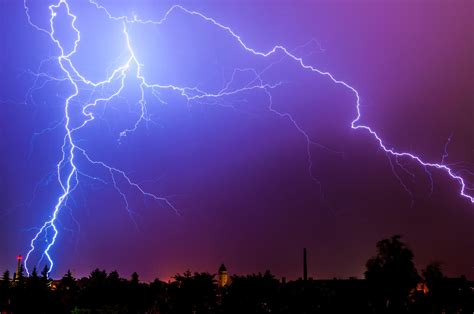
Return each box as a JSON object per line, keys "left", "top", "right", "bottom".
{"left": 22, "top": 0, "right": 473, "bottom": 275}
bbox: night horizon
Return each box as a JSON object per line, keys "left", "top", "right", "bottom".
{"left": 1, "top": 0, "right": 474, "bottom": 286}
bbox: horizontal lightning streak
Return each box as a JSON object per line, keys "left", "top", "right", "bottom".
{"left": 91, "top": 1, "right": 473, "bottom": 202}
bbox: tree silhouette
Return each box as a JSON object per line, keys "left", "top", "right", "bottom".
{"left": 24, "top": 266, "right": 52, "bottom": 312}
{"left": 78, "top": 269, "right": 108, "bottom": 311}
{"left": 365, "top": 235, "right": 420, "bottom": 313}
{"left": 0, "top": 271, "right": 10, "bottom": 312}
{"left": 223, "top": 270, "right": 279, "bottom": 314}
{"left": 128, "top": 271, "right": 151, "bottom": 313}
{"left": 131, "top": 271, "right": 139, "bottom": 286}
{"left": 41, "top": 265, "right": 49, "bottom": 283}
{"left": 423, "top": 262, "right": 444, "bottom": 291}
{"left": 170, "top": 271, "right": 218, "bottom": 314}
{"left": 56, "top": 270, "right": 79, "bottom": 312}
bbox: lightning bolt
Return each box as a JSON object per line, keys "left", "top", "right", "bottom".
{"left": 22, "top": 0, "right": 473, "bottom": 275}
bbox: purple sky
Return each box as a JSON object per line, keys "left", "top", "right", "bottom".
{"left": 1, "top": 0, "right": 473, "bottom": 281}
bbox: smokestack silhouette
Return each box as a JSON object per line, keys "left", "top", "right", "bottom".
{"left": 303, "top": 248, "right": 308, "bottom": 281}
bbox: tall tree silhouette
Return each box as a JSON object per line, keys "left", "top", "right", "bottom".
{"left": 40, "top": 265, "right": 49, "bottom": 284}
{"left": 57, "top": 270, "right": 78, "bottom": 312}
{"left": 365, "top": 235, "right": 419, "bottom": 313}
{"left": 170, "top": 271, "right": 218, "bottom": 314}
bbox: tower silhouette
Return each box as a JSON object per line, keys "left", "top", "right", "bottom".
{"left": 14, "top": 255, "right": 23, "bottom": 281}
{"left": 218, "top": 263, "right": 229, "bottom": 287}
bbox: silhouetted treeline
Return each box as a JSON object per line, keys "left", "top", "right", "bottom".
{"left": 1, "top": 235, "right": 473, "bottom": 314}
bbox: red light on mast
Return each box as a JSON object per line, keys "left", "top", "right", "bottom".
{"left": 17, "top": 255, "right": 22, "bottom": 261}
